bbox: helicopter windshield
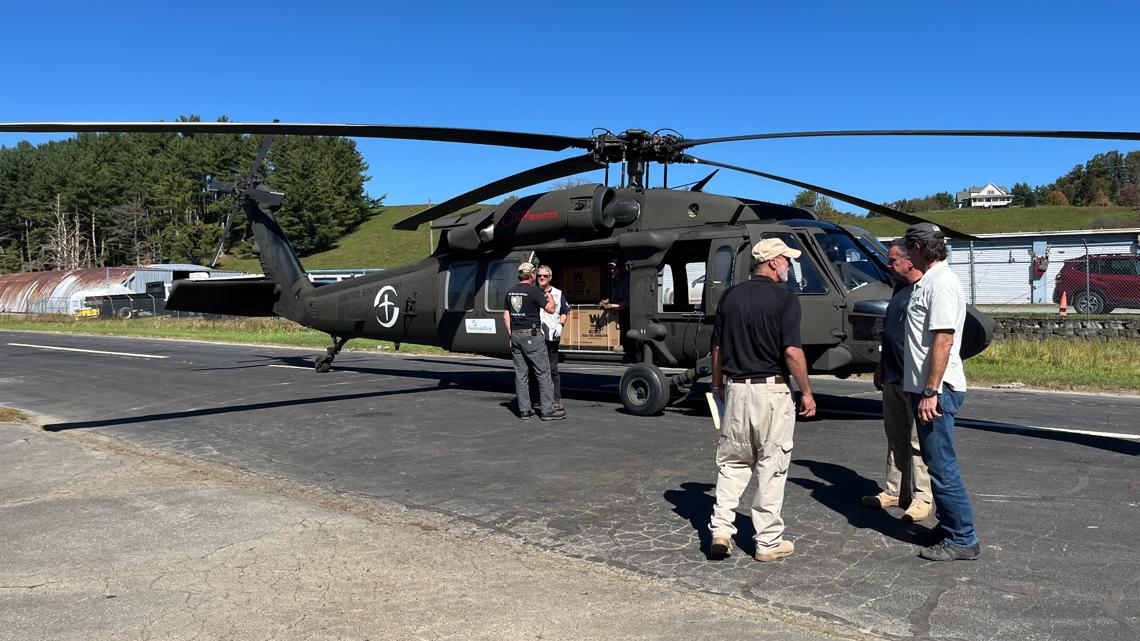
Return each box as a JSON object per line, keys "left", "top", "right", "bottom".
{"left": 813, "top": 231, "right": 892, "bottom": 291}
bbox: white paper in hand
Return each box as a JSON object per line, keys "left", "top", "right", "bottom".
{"left": 706, "top": 392, "right": 726, "bottom": 431}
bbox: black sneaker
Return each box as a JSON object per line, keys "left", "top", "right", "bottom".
{"left": 540, "top": 408, "right": 567, "bottom": 421}
{"left": 919, "top": 540, "right": 980, "bottom": 561}
{"left": 518, "top": 410, "right": 535, "bottom": 420}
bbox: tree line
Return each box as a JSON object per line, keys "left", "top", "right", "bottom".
{"left": 871, "top": 149, "right": 1140, "bottom": 214}
{"left": 0, "top": 116, "right": 379, "bottom": 274}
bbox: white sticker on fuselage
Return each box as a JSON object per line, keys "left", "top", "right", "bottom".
{"left": 465, "top": 318, "right": 497, "bottom": 334}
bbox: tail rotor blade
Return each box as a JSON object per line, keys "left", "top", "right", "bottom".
{"left": 683, "top": 154, "right": 979, "bottom": 240}
{"left": 210, "top": 128, "right": 276, "bottom": 268}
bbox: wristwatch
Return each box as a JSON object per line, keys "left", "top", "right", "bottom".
{"left": 922, "top": 386, "right": 938, "bottom": 398}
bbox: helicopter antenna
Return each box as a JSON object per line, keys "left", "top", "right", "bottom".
{"left": 690, "top": 169, "right": 719, "bottom": 192}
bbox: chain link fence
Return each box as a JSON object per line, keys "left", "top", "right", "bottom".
{"left": 10, "top": 295, "right": 206, "bottom": 319}
{"left": 952, "top": 240, "right": 1140, "bottom": 315}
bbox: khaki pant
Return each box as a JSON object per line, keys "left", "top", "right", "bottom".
{"left": 882, "top": 383, "right": 931, "bottom": 504}
{"left": 710, "top": 381, "right": 795, "bottom": 552}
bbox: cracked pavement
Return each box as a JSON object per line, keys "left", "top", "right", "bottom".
{"left": 0, "top": 331, "right": 1137, "bottom": 640}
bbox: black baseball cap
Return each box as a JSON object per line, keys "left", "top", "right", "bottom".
{"left": 905, "top": 222, "right": 945, "bottom": 242}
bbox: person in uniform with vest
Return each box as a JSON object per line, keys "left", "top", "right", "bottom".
{"left": 504, "top": 262, "right": 565, "bottom": 421}
{"left": 708, "top": 238, "right": 817, "bottom": 562}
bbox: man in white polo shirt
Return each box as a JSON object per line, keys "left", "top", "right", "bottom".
{"left": 902, "top": 222, "right": 980, "bottom": 562}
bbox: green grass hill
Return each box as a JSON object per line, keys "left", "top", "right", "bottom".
{"left": 219, "top": 204, "right": 1140, "bottom": 273}
{"left": 220, "top": 204, "right": 439, "bottom": 273}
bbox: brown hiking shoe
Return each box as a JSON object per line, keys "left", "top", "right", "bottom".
{"left": 710, "top": 536, "right": 732, "bottom": 557}
{"left": 861, "top": 492, "right": 899, "bottom": 509}
{"left": 903, "top": 499, "right": 933, "bottom": 522}
{"left": 754, "top": 540, "right": 795, "bottom": 562}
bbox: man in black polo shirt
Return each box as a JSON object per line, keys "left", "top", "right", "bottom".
{"left": 503, "top": 261, "right": 564, "bottom": 421}
{"left": 709, "top": 238, "right": 816, "bottom": 562}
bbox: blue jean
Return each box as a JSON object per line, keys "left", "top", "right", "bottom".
{"left": 909, "top": 386, "right": 978, "bottom": 547}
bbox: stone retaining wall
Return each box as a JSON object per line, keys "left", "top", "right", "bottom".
{"left": 992, "top": 316, "right": 1140, "bottom": 340}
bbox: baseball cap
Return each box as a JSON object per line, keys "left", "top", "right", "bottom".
{"left": 904, "top": 222, "right": 945, "bottom": 242}
{"left": 752, "top": 238, "right": 802, "bottom": 263}
{"left": 518, "top": 262, "right": 535, "bottom": 276}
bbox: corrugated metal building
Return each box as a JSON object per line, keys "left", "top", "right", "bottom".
{"left": 0, "top": 265, "right": 245, "bottom": 314}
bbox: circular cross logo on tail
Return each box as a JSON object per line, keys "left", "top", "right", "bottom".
{"left": 373, "top": 285, "right": 400, "bottom": 328}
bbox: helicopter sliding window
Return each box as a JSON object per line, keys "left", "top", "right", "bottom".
{"left": 484, "top": 259, "right": 522, "bottom": 312}
{"left": 760, "top": 233, "right": 827, "bottom": 295}
{"left": 445, "top": 262, "right": 479, "bottom": 311}
{"left": 812, "top": 231, "right": 891, "bottom": 291}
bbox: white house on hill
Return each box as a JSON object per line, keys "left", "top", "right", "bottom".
{"left": 956, "top": 182, "right": 1013, "bottom": 208}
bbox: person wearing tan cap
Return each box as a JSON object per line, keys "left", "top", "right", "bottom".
{"left": 503, "top": 261, "right": 563, "bottom": 421}
{"left": 708, "top": 237, "right": 816, "bottom": 562}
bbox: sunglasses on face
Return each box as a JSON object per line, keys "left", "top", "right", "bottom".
{"left": 538, "top": 274, "right": 551, "bottom": 279}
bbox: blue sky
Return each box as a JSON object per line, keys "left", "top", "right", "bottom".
{"left": 2, "top": 1, "right": 1138, "bottom": 212}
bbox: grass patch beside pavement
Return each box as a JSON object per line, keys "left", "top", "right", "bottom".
{"left": 0, "top": 316, "right": 448, "bottom": 355}
{"left": 2, "top": 316, "right": 1137, "bottom": 394}
{"left": 966, "top": 338, "right": 1140, "bottom": 392}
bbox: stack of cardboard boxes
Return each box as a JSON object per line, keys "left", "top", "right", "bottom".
{"left": 560, "top": 265, "right": 621, "bottom": 351}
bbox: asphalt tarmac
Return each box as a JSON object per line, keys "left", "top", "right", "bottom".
{"left": 1, "top": 330, "right": 1137, "bottom": 640}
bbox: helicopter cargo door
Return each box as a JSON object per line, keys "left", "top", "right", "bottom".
{"left": 745, "top": 225, "right": 846, "bottom": 371}
{"left": 439, "top": 250, "right": 535, "bottom": 354}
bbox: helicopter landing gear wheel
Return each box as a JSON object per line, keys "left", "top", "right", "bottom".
{"left": 619, "top": 363, "right": 669, "bottom": 416}
{"left": 315, "top": 335, "right": 350, "bottom": 373}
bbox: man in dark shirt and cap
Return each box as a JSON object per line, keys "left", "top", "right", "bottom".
{"left": 504, "top": 262, "right": 564, "bottom": 421}
{"left": 863, "top": 239, "right": 932, "bottom": 522}
{"left": 708, "top": 238, "right": 816, "bottom": 562}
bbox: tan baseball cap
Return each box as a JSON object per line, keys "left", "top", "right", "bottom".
{"left": 752, "top": 238, "right": 802, "bottom": 262}
{"left": 518, "top": 262, "right": 536, "bottom": 276}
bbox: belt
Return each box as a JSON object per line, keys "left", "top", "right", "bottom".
{"left": 512, "top": 328, "right": 539, "bottom": 334}
{"left": 730, "top": 375, "right": 785, "bottom": 384}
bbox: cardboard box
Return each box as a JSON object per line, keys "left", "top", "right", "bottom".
{"left": 563, "top": 305, "right": 621, "bottom": 351}
{"left": 563, "top": 266, "right": 601, "bottom": 304}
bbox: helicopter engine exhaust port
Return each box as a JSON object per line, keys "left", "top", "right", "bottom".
{"left": 619, "top": 363, "right": 670, "bottom": 416}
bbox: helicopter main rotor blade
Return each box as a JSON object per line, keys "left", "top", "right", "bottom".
{"left": 683, "top": 154, "right": 979, "bottom": 240}
{"left": 679, "top": 129, "right": 1140, "bottom": 149}
{"left": 0, "top": 122, "right": 592, "bottom": 153}
{"left": 392, "top": 154, "right": 605, "bottom": 231}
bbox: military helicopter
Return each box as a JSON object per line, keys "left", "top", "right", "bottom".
{"left": 3, "top": 122, "right": 1138, "bottom": 415}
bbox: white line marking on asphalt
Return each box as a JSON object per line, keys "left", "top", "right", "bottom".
{"left": 268, "top": 364, "right": 314, "bottom": 370}
{"left": 835, "top": 408, "right": 1140, "bottom": 442}
{"left": 7, "top": 343, "right": 169, "bottom": 359}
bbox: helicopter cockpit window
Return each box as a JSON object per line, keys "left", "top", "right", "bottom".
{"left": 813, "top": 231, "right": 892, "bottom": 291}
{"left": 760, "top": 233, "right": 827, "bottom": 295}
{"left": 484, "top": 259, "right": 521, "bottom": 311}
{"left": 445, "top": 261, "right": 479, "bottom": 311}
